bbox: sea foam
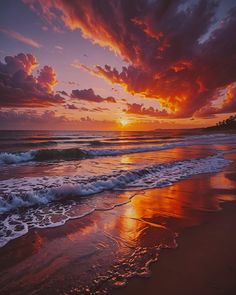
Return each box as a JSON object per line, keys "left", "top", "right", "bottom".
{"left": 0, "top": 152, "right": 231, "bottom": 248}
{"left": 0, "top": 152, "right": 230, "bottom": 213}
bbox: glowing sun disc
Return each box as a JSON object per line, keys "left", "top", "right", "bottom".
{"left": 120, "top": 118, "right": 129, "bottom": 126}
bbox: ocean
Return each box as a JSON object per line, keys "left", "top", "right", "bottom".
{"left": 0, "top": 130, "right": 236, "bottom": 294}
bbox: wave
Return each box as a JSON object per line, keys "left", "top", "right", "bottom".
{"left": 1, "top": 133, "right": 236, "bottom": 165}
{"left": 0, "top": 140, "right": 58, "bottom": 150}
{"left": 0, "top": 148, "right": 88, "bottom": 164}
{"left": 0, "top": 152, "right": 231, "bottom": 248}
{"left": 0, "top": 139, "right": 162, "bottom": 150}
{"left": 0, "top": 153, "right": 230, "bottom": 214}
{"left": 24, "top": 136, "right": 100, "bottom": 141}
{"left": 89, "top": 139, "right": 172, "bottom": 147}
{"left": 0, "top": 144, "right": 177, "bottom": 164}
{"left": 0, "top": 151, "right": 35, "bottom": 164}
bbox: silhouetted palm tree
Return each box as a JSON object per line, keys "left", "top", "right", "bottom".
{"left": 206, "top": 114, "right": 236, "bottom": 130}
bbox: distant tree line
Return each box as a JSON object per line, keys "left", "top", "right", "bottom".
{"left": 215, "top": 115, "right": 236, "bottom": 128}
{"left": 205, "top": 114, "right": 236, "bottom": 130}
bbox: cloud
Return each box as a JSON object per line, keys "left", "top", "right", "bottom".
{"left": 25, "top": 0, "right": 236, "bottom": 118}
{"left": 195, "top": 83, "right": 236, "bottom": 118}
{"left": 71, "top": 88, "right": 116, "bottom": 103}
{"left": 80, "top": 116, "right": 92, "bottom": 122}
{"left": 92, "top": 107, "right": 109, "bottom": 112}
{"left": 55, "top": 45, "right": 63, "bottom": 50}
{"left": 0, "top": 28, "right": 42, "bottom": 48}
{"left": 0, "top": 110, "right": 117, "bottom": 130}
{"left": 0, "top": 53, "right": 64, "bottom": 107}
{"left": 57, "top": 90, "right": 69, "bottom": 96}
{"left": 219, "top": 84, "right": 236, "bottom": 114}
{"left": 65, "top": 104, "right": 109, "bottom": 112}
{"left": 65, "top": 103, "right": 78, "bottom": 110}
{"left": 37, "top": 65, "right": 57, "bottom": 92}
{"left": 0, "top": 110, "right": 67, "bottom": 128}
{"left": 125, "top": 103, "right": 169, "bottom": 117}
{"left": 68, "top": 81, "right": 79, "bottom": 86}
{"left": 0, "top": 52, "right": 38, "bottom": 74}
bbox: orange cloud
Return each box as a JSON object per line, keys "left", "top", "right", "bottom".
{"left": 37, "top": 65, "right": 57, "bottom": 92}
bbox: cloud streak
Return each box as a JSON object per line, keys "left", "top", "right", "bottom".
{"left": 0, "top": 28, "right": 42, "bottom": 48}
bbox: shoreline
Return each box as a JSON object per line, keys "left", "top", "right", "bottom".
{"left": 0, "top": 152, "right": 236, "bottom": 294}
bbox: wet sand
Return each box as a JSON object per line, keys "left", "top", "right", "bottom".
{"left": 114, "top": 202, "right": 236, "bottom": 295}
{"left": 0, "top": 151, "right": 236, "bottom": 294}
{"left": 114, "top": 155, "right": 236, "bottom": 295}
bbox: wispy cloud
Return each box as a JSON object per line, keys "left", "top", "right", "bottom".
{"left": 0, "top": 28, "right": 42, "bottom": 48}
{"left": 55, "top": 45, "right": 63, "bottom": 50}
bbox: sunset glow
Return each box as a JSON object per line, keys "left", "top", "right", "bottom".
{"left": 119, "top": 118, "right": 129, "bottom": 127}
{"left": 1, "top": 2, "right": 236, "bottom": 294}
{"left": 0, "top": 0, "right": 236, "bottom": 131}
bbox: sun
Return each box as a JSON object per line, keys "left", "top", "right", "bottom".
{"left": 119, "top": 118, "right": 129, "bottom": 126}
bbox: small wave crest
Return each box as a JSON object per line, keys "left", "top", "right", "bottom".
{"left": 0, "top": 151, "right": 34, "bottom": 164}
{"left": 0, "top": 148, "right": 88, "bottom": 164}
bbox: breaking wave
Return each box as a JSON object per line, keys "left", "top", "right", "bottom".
{"left": 0, "top": 153, "right": 230, "bottom": 214}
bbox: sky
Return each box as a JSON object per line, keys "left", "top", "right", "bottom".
{"left": 0, "top": 0, "right": 236, "bottom": 130}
